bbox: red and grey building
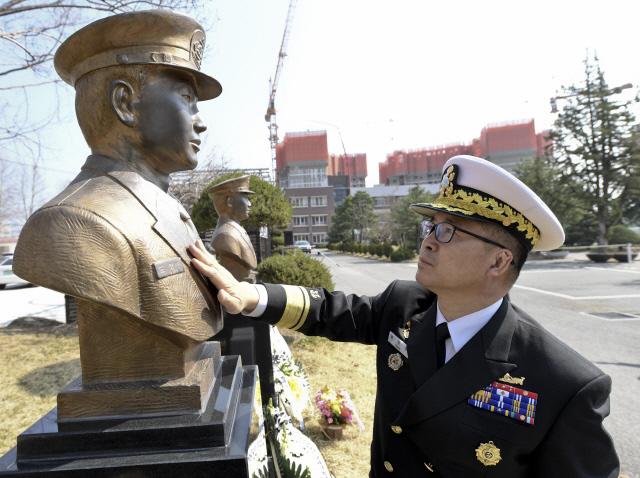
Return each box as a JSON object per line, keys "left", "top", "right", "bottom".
{"left": 276, "top": 131, "right": 368, "bottom": 245}
{"left": 379, "top": 119, "right": 550, "bottom": 185}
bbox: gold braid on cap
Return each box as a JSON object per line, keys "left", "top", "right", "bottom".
{"left": 435, "top": 165, "right": 540, "bottom": 247}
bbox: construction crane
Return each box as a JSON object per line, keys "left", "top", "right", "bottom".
{"left": 265, "top": 0, "right": 298, "bottom": 184}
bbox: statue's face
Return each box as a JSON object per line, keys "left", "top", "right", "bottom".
{"left": 229, "top": 193, "right": 252, "bottom": 222}
{"left": 136, "top": 69, "right": 206, "bottom": 174}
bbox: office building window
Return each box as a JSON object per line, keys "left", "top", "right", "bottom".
{"left": 292, "top": 215, "right": 308, "bottom": 226}
{"left": 293, "top": 234, "right": 309, "bottom": 242}
{"left": 310, "top": 195, "right": 327, "bottom": 207}
{"left": 312, "top": 215, "right": 327, "bottom": 225}
{"left": 289, "top": 196, "right": 307, "bottom": 208}
{"left": 312, "top": 233, "right": 327, "bottom": 244}
{"left": 286, "top": 167, "right": 328, "bottom": 188}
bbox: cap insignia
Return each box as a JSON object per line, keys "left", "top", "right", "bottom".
{"left": 440, "top": 165, "right": 455, "bottom": 193}
{"left": 190, "top": 30, "right": 205, "bottom": 69}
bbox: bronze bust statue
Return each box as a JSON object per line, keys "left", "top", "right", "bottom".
{"left": 208, "top": 175, "right": 258, "bottom": 283}
{"left": 13, "top": 10, "right": 223, "bottom": 421}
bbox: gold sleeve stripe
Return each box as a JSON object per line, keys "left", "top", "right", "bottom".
{"left": 291, "top": 287, "right": 310, "bottom": 331}
{"left": 277, "top": 285, "right": 311, "bottom": 330}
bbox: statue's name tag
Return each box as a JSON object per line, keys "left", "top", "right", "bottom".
{"left": 388, "top": 331, "right": 408, "bottom": 358}
{"left": 153, "top": 258, "right": 185, "bottom": 279}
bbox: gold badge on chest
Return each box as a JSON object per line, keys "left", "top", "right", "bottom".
{"left": 387, "top": 352, "right": 403, "bottom": 371}
{"left": 475, "top": 441, "right": 501, "bottom": 466}
{"left": 498, "top": 372, "right": 525, "bottom": 385}
{"left": 401, "top": 321, "right": 411, "bottom": 339}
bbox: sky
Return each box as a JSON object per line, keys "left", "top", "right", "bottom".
{"left": 6, "top": 0, "right": 640, "bottom": 201}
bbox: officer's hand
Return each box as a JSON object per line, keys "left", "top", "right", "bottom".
{"left": 189, "top": 240, "right": 259, "bottom": 315}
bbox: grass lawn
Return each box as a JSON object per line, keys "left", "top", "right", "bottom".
{"left": 0, "top": 324, "right": 376, "bottom": 477}
{"left": 0, "top": 324, "right": 80, "bottom": 454}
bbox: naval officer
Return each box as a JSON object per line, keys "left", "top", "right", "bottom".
{"left": 190, "top": 155, "right": 619, "bottom": 477}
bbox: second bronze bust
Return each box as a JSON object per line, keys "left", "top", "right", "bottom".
{"left": 208, "top": 175, "right": 258, "bottom": 283}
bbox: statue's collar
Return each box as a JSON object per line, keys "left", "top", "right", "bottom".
{"left": 80, "top": 154, "right": 169, "bottom": 191}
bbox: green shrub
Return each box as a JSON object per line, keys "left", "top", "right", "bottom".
{"left": 272, "top": 246, "right": 298, "bottom": 256}
{"left": 382, "top": 242, "right": 393, "bottom": 258}
{"left": 257, "top": 250, "right": 334, "bottom": 290}
{"left": 390, "top": 247, "right": 416, "bottom": 262}
{"left": 608, "top": 225, "right": 640, "bottom": 244}
{"left": 271, "top": 231, "right": 284, "bottom": 248}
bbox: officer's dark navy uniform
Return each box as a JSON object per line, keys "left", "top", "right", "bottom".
{"left": 252, "top": 280, "right": 618, "bottom": 477}
{"left": 194, "top": 154, "right": 620, "bottom": 477}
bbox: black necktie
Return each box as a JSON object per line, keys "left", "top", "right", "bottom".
{"left": 435, "top": 322, "right": 450, "bottom": 369}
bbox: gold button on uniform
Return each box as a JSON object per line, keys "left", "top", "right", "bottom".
{"left": 391, "top": 425, "right": 402, "bottom": 434}
{"left": 383, "top": 461, "right": 394, "bottom": 472}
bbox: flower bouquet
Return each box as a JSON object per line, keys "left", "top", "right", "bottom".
{"left": 315, "top": 386, "right": 364, "bottom": 440}
{"left": 271, "top": 327, "right": 310, "bottom": 429}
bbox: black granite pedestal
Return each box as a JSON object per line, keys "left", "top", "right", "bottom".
{"left": 216, "top": 314, "right": 275, "bottom": 407}
{"left": 0, "top": 354, "right": 262, "bottom": 477}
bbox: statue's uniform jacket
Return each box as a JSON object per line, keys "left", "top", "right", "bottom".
{"left": 13, "top": 156, "right": 219, "bottom": 341}
{"left": 211, "top": 218, "right": 257, "bottom": 283}
{"left": 253, "top": 280, "right": 619, "bottom": 477}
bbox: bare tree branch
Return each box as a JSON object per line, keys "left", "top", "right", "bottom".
{"left": 0, "top": 79, "right": 60, "bottom": 90}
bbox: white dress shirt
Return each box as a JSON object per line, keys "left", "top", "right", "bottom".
{"left": 435, "top": 298, "right": 503, "bottom": 364}
{"left": 244, "top": 284, "right": 269, "bottom": 317}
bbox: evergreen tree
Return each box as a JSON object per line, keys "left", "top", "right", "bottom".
{"left": 327, "top": 192, "right": 377, "bottom": 244}
{"left": 191, "top": 172, "right": 291, "bottom": 233}
{"left": 515, "top": 156, "right": 595, "bottom": 245}
{"left": 549, "top": 55, "right": 639, "bottom": 245}
{"left": 389, "top": 186, "right": 434, "bottom": 250}
{"left": 350, "top": 191, "right": 378, "bottom": 243}
{"left": 327, "top": 196, "right": 354, "bottom": 244}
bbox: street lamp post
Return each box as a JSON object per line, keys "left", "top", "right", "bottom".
{"left": 550, "top": 82, "right": 633, "bottom": 113}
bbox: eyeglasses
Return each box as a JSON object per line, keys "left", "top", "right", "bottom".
{"left": 421, "top": 220, "right": 510, "bottom": 250}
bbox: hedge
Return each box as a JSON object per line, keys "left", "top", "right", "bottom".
{"left": 390, "top": 247, "right": 416, "bottom": 262}
{"left": 257, "top": 250, "right": 334, "bottom": 291}
{"left": 328, "top": 241, "right": 394, "bottom": 258}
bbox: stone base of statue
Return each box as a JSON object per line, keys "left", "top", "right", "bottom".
{"left": 0, "top": 350, "right": 262, "bottom": 477}
{"left": 217, "top": 314, "right": 276, "bottom": 407}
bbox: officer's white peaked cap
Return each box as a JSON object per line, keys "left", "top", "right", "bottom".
{"left": 410, "top": 155, "right": 565, "bottom": 252}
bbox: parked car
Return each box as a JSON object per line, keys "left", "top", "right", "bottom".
{"left": 0, "top": 254, "right": 29, "bottom": 289}
{"left": 294, "top": 240, "right": 312, "bottom": 253}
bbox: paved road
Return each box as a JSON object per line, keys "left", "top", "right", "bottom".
{"left": 316, "top": 250, "right": 640, "bottom": 478}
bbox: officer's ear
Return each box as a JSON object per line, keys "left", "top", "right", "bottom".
{"left": 111, "top": 80, "right": 136, "bottom": 127}
{"left": 225, "top": 195, "right": 233, "bottom": 209}
{"left": 488, "top": 248, "right": 513, "bottom": 279}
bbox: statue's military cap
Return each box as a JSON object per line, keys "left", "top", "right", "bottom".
{"left": 410, "top": 155, "right": 565, "bottom": 252}
{"left": 207, "top": 175, "right": 255, "bottom": 200}
{"left": 54, "top": 10, "right": 221, "bottom": 100}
